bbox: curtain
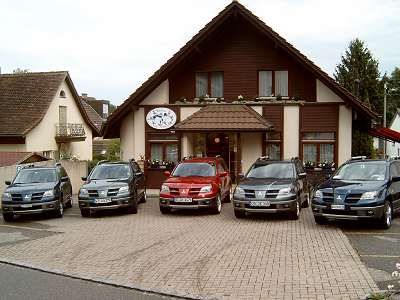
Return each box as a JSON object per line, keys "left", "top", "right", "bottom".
{"left": 259, "top": 71, "right": 272, "bottom": 96}
{"left": 150, "top": 144, "right": 163, "bottom": 161}
{"left": 303, "top": 144, "right": 317, "bottom": 163}
{"left": 211, "top": 72, "right": 224, "bottom": 97}
{"left": 275, "top": 71, "right": 288, "bottom": 96}
{"left": 267, "top": 143, "right": 280, "bottom": 160}
{"left": 320, "top": 144, "right": 334, "bottom": 163}
{"left": 196, "top": 73, "right": 208, "bottom": 97}
{"left": 166, "top": 144, "right": 178, "bottom": 162}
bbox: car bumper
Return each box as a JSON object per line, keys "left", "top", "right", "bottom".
{"left": 159, "top": 197, "right": 217, "bottom": 209}
{"left": 78, "top": 196, "right": 134, "bottom": 211}
{"left": 312, "top": 203, "right": 385, "bottom": 220}
{"left": 1, "top": 200, "right": 60, "bottom": 215}
{"left": 233, "top": 196, "right": 297, "bottom": 213}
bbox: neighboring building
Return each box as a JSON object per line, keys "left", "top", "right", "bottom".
{"left": 0, "top": 71, "right": 101, "bottom": 160}
{"left": 103, "top": 2, "right": 377, "bottom": 188}
{"left": 384, "top": 109, "right": 400, "bottom": 157}
{"left": 0, "top": 152, "right": 50, "bottom": 167}
{"left": 81, "top": 93, "right": 110, "bottom": 119}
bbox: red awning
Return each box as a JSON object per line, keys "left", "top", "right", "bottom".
{"left": 368, "top": 127, "right": 400, "bottom": 143}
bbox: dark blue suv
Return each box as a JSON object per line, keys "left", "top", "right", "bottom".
{"left": 312, "top": 157, "right": 400, "bottom": 228}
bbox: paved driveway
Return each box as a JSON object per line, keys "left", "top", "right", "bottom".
{"left": 0, "top": 198, "right": 377, "bottom": 300}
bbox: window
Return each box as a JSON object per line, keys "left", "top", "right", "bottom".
{"left": 301, "top": 132, "right": 335, "bottom": 164}
{"left": 148, "top": 134, "right": 179, "bottom": 168}
{"left": 59, "top": 90, "right": 66, "bottom": 98}
{"left": 265, "top": 132, "right": 282, "bottom": 160}
{"left": 195, "top": 72, "right": 224, "bottom": 98}
{"left": 259, "top": 71, "right": 272, "bottom": 96}
{"left": 59, "top": 106, "right": 67, "bottom": 124}
{"left": 103, "top": 104, "right": 109, "bottom": 118}
{"left": 275, "top": 71, "right": 288, "bottom": 96}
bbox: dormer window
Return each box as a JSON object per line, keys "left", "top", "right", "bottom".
{"left": 59, "top": 90, "right": 66, "bottom": 98}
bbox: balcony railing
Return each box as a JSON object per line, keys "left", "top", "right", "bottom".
{"left": 55, "top": 123, "right": 86, "bottom": 142}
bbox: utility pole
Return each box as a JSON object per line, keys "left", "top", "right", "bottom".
{"left": 383, "top": 82, "right": 387, "bottom": 158}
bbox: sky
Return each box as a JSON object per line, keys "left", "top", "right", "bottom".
{"left": 1, "top": 0, "right": 399, "bottom": 106}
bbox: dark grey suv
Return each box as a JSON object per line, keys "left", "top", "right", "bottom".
{"left": 233, "top": 157, "right": 309, "bottom": 219}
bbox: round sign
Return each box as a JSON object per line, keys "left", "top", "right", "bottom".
{"left": 146, "top": 107, "right": 177, "bottom": 130}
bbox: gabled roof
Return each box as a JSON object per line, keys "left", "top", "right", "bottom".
{"left": 103, "top": 1, "right": 376, "bottom": 138}
{"left": 174, "top": 105, "right": 272, "bottom": 131}
{"left": 0, "top": 71, "right": 100, "bottom": 138}
{"left": 0, "top": 151, "right": 49, "bottom": 167}
{"left": 80, "top": 98, "right": 104, "bottom": 132}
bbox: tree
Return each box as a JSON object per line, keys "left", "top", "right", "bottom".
{"left": 106, "top": 139, "right": 120, "bottom": 161}
{"left": 334, "top": 39, "right": 382, "bottom": 157}
{"left": 13, "top": 68, "right": 29, "bottom": 74}
{"left": 386, "top": 67, "right": 400, "bottom": 124}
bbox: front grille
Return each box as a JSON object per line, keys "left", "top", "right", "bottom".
{"left": 322, "top": 192, "right": 334, "bottom": 203}
{"left": 244, "top": 189, "right": 255, "bottom": 198}
{"left": 31, "top": 192, "right": 44, "bottom": 201}
{"left": 244, "top": 189, "right": 280, "bottom": 199}
{"left": 169, "top": 187, "right": 204, "bottom": 196}
{"left": 107, "top": 188, "right": 119, "bottom": 197}
{"left": 265, "top": 190, "right": 279, "bottom": 199}
{"left": 11, "top": 194, "right": 22, "bottom": 201}
{"left": 188, "top": 188, "right": 201, "bottom": 196}
{"left": 345, "top": 193, "right": 362, "bottom": 204}
{"left": 169, "top": 188, "right": 180, "bottom": 196}
{"left": 88, "top": 190, "right": 99, "bottom": 197}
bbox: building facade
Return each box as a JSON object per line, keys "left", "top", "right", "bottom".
{"left": 103, "top": 2, "right": 376, "bottom": 188}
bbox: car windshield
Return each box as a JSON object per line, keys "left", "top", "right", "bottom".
{"left": 246, "top": 163, "right": 294, "bottom": 179}
{"left": 172, "top": 163, "right": 216, "bottom": 177}
{"left": 334, "top": 162, "right": 387, "bottom": 181}
{"left": 14, "top": 169, "right": 57, "bottom": 184}
{"left": 90, "top": 164, "right": 131, "bottom": 180}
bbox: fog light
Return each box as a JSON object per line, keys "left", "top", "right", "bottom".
{"left": 160, "top": 199, "right": 166, "bottom": 204}
{"left": 204, "top": 201, "right": 210, "bottom": 204}
{"left": 367, "top": 210, "right": 374, "bottom": 215}
{"left": 49, "top": 204, "right": 54, "bottom": 208}
{"left": 3, "top": 207, "right": 9, "bottom": 211}
{"left": 284, "top": 204, "right": 289, "bottom": 208}
{"left": 124, "top": 200, "right": 129, "bottom": 204}
{"left": 235, "top": 203, "right": 240, "bottom": 207}
{"left": 313, "top": 207, "right": 318, "bottom": 211}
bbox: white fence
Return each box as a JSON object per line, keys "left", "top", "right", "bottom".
{"left": 0, "top": 160, "right": 88, "bottom": 200}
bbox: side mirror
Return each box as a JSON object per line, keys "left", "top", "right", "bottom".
{"left": 60, "top": 176, "right": 69, "bottom": 182}
{"left": 81, "top": 176, "right": 87, "bottom": 181}
{"left": 164, "top": 171, "right": 171, "bottom": 177}
{"left": 5, "top": 180, "right": 11, "bottom": 185}
{"left": 238, "top": 173, "right": 244, "bottom": 179}
{"left": 298, "top": 172, "right": 307, "bottom": 178}
{"left": 392, "top": 176, "right": 400, "bottom": 182}
{"left": 332, "top": 175, "right": 340, "bottom": 180}
{"left": 219, "top": 171, "right": 228, "bottom": 177}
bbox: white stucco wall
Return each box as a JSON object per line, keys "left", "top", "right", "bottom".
{"left": 387, "top": 114, "right": 400, "bottom": 157}
{"left": 134, "top": 108, "right": 145, "bottom": 160}
{"left": 180, "top": 107, "right": 201, "bottom": 121}
{"left": 338, "top": 105, "right": 352, "bottom": 165}
{"left": 250, "top": 106, "right": 262, "bottom": 115}
{"left": 316, "top": 79, "right": 343, "bottom": 103}
{"left": 120, "top": 111, "right": 135, "bottom": 161}
{"left": 181, "top": 134, "right": 193, "bottom": 158}
{"left": 283, "top": 106, "right": 299, "bottom": 159}
{"left": 24, "top": 80, "right": 93, "bottom": 160}
{"left": 241, "top": 133, "right": 262, "bottom": 174}
{"left": 140, "top": 80, "right": 169, "bottom": 105}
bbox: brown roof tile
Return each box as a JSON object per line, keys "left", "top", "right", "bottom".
{"left": 80, "top": 98, "right": 104, "bottom": 132}
{"left": 174, "top": 105, "right": 272, "bottom": 131}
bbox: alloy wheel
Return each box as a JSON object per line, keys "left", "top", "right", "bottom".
{"left": 386, "top": 204, "right": 392, "bottom": 227}
{"left": 217, "top": 195, "right": 222, "bottom": 213}
{"left": 296, "top": 201, "right": 300, "bottom": 217}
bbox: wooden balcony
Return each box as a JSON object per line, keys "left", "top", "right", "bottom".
{"left": 55, "top": 123, "right": 86, "bottom": 143}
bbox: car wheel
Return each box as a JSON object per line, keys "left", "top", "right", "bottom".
{"left": 223, "top": 191, "right": 231, "bottom": 203}
{"left": 66, "top": 196, "right": 72, "bottom": 208}
{"left": 302, "top": 193, "right": 310, "bottom": 208}
{"left": 80, "top": 209, "right": 90, "bottom": 217}
{"left": 289, "top": 200, "right": 300, "bottom": 220}
{"left": 54, "top": 199, "right": 64, "bottom": 218}
{"left": 127, "top": 198, "right": 138, "bottom": 214}
{"left": 378, "top": 201, "right": 392, "bottom": 229}
{"left": 234, "top": 209, "right": 246, "bottom": 219}
{"left": 160, "top": 206, "right": 171, "bottom": 214}
{"left": 211, "top": 194, "right": 222, "bottom": 214}
{"left": 314, "top": 215, "right": 328, "bottom": 225}
{"left": 2, "top": 213, "right": 14, "bottom": 222}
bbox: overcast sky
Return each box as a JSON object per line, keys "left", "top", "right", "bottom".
{"left": 1, "top": 0, "right": 399, "bottom": 105}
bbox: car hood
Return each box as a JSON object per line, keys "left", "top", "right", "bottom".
{"left": 238, "top": 178, "right": 294, "bottom": 190}
{"left": 82, "top": 179, "right": 129, "bottom": 190}
{"left": 318, "top": 179, "right": 384, "bottom": 194}
{"left": 5, "top": 182, "right": 57, "bottom": 194}
{"left": 164, "top": 176, "right": 215, "bottom": 188}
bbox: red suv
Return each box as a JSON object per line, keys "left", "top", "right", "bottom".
{"left": 159, "top": 157, "right": 232, "bottom": 214}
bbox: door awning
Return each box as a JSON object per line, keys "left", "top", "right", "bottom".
{"left": 368, "top": 127, "right": 400, "bottom": 143}
{"left": 174, "top": 105, "right": 273, "bottom": 132}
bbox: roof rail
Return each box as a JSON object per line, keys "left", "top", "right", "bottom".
{"left": 389, "top": 156, "right": 400, "bottom": 161}
{"left": 258, "top": 156, "right": 269, "bottom": 160}
{"left": 350, "top": 156, "right": 366, "bottom": 161}
{"left": 215, "top": 155, "right": 221, "bottom": 158}
{"left": 21, "top": 164, "right": 35, "bottom": 169}
{"left": 182, "top": 156, "right": 192, "bottom": 160}
{"left": 96, "top": 160, "right": 109, "bottom": 166}
{"left": 128, "top": 158, "right": 136, "bottom": 163}
{"left": 55, "top": 162, "right": 62, "bottom": 166}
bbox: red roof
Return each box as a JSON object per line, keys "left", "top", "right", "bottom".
{"left": 0, "top": 152, "right": 49, "bottom": 167}
{"left": 368, "top": 127, "right": 400, "bottom": 143}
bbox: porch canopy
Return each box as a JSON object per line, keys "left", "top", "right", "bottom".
{"left": 368, "top": 127, "right": 400, "bottom": 143}
{"left": 174, "top": 105, "right": 273, "bottom": 132}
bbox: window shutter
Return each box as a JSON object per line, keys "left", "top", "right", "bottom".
{"left": 275, "top": 71, "right": 288, "bottom": 96}
{"left": 259, "top": 71, "right": 272, "bottom": 96}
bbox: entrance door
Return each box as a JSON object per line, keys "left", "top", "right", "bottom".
{"left": 206, "top": 133, "right": 230, "bottom": 165}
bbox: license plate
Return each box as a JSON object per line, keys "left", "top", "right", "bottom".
{"left": 95, "top": 198, "right": 112, "bottom": 204}
{"left": 21, "top": 204, "right": 32, "bottom": 208}
{"left": 331, "top": 204, "right": 345, "bottom": 210}
{"left": 174, "top": 198, "right": 192, "bottom": 203}
{"left": 250, "top": 201, "right": 270, "bottom": 207}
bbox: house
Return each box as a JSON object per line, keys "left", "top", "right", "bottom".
{"left": 81, "top": 93, "right": 111, "bottom": 119}
{"left": 0, "top": 152, "right": 50, "bottom": 167}
{"left": 0, "top": 71, "right": 101, "bottom": 160}
{"left": 103, "top": 1, "right": 377, "bottom": 188}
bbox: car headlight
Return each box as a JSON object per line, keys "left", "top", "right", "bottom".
{"left": 315, "top": 190, "right": 323, "bottom": 198}
{"left": 234, "top": 186, "right": 245, "bottom": 195}
{"left": 79, "top": 188, "right": 89, "bottom": 197}
{"left": 118, "top": 185, "right": 130, "bottom": 194}
{"left": 160, "top": 184, "right": 170, "bottom": 193}
{"left": 360, "top": 191, "right": 378, "bottom": 200}
{"left": 199, "top": 185, "right": 212, "bottom": 193}
{"left": 2, "top": 192, "right": 11, "bottom": 201}
{"left": 277, "top": 187, "right": 293, "bottom": 197}
{"left": 43, "top": 190, "right": 54, "bottom": 197}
